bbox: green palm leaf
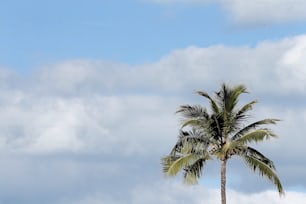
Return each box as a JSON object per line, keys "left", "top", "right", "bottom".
{"left": 183, "top": 159, "right": 205, "bottom": 185}
{"left": 163, "top": 154, "right": 208, "bottom": 177}
{"left": 234, "top": 100, "right": 257, "bottom": 120}
{"left": 196, "top": 91, "right": 219, "bottom": 114}
{"left": 227, "top": 100, "right": 257, "bottom": 134}
{"left": 233, "top": 129, "right": 277, "bottom": 144}
{"left": 226, "top": 84, "right": 247, "bottom": 112}
{"left": 161, "top": 155, "right": 180, "bottom": 174}
{"left": 232, "top": 119, "right": 280, "bottom": 140}
{"left": 241, "top": 148, "right": 284, "bottom": 195}
{"left": 176, "top": 105, "right": 209, "bottom": 119}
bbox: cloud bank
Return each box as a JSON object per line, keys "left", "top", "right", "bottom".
{"left": 0, "top": 35, "right": 306, "bottom": 203}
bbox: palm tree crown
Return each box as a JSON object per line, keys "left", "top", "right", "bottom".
{"left": 161, "top": 83, "right": 284, "bottom": 204}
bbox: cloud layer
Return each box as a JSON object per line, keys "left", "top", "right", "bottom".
{"left": 0, "top": 35, "right": 306, "bottom": 203}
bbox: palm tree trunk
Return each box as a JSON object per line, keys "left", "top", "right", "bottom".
{"left": 221, "top": 159, "right": 227, "bottom": 204}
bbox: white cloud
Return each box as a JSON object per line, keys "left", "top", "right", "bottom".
{"left": 151, "top": 35, "right": 306, "bottom": 94}
{"left": 23, "top": 35, "right": 306, "bottom": 96}
{"left": 0, "top": 93, "right": 178, "bottom": 155}
{"left": 147, "top": 0, "right": 306, "bottom": 24}
{"left": 1, "top": 35, "right": 306, "bottom": 156}
{"left": 1, "top": 34, "right": 306, "bottom": 203}
{"left": 222, "top": 0, "right": 306, "bottom": 25}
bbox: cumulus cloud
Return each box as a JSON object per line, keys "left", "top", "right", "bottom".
{"left": 25, "top": 35, "right": 306, "bottom": 96}
{"left": 222, "top": 0, "right": 306, "bottom": 25}
{"left": 1, "top": 34, "right": 305, "bottom": 155}
{"left": 146, "top": 34, "right": 306, "bottom": 95}
{"left": 0, "top": 92, "right": 178, "bottom": 155}
{"left": 147, "top": 0, "right": 306, "bottom": 25}
{"left": 1, "top": 35, "right": 306, "bottom": 203}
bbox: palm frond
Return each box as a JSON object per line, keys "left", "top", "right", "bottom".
{"left": 176, "top": 105, "right": 209, "bottom": 119}
{"left": 227, "top": 100, "right": 257, "bottom": 134}
{"left": 167, "top": 154, "right": 197, "bottom": 176}
{"left": 227, "top": 84, "right": 248, "bottom": 112}
{"left": 232, "top": 119, "right": 280, "bottom": 140}
{"left": 233, "top": 129, "right": 277, "bottom": 144}
{"left": 183, "top": 159, "right": 205, "bottom": 185}
{"left": 196, "top": 91, "right": 220, "bottom": 114}
{"left": 181, "top": 118, "right": 207, "bottom": 129}
{"left": 215, "top": 83, "right": 247, "bottom": 113}
{"left": 161, "top": 155, "right": 180, "bottom": 174}
{"left": 182, "top": 115, "right": 223, "bottom": 146}
{"left": 163, "top": 153, "right": 207, "bottom": 177}
{"left": 234, "top": 100, "right": 257, "bottom": 121}
{"left": 241, "top": 148, "right": 284, "bottom": 195}
{"left": 178, "top": 129, "right": 201, "bottom": 140}
{"left": 245, "top": 147, "right": 276, "bottom": 169}
{"left": 163, "top": 130, "right": 211, "bottom": 178}
{"left": 177, "top": 129, "right": 208, "bottom": 144}
{"left": 171, "top": 129, "right": 212, "bottom": 156}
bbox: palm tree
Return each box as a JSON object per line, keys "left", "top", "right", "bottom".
{"left": 161, "top": 83, "right": 284, "bottom": 204}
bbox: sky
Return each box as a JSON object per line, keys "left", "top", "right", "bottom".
{"left": 1, "top": 0, "right": 306, "bottom": 203}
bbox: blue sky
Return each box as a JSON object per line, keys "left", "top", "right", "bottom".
{"left": 1, "top": 0, "right": 306, "bottom": 203}
{"left": 2, "top": 0, "right": 306, "bottom": 71}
